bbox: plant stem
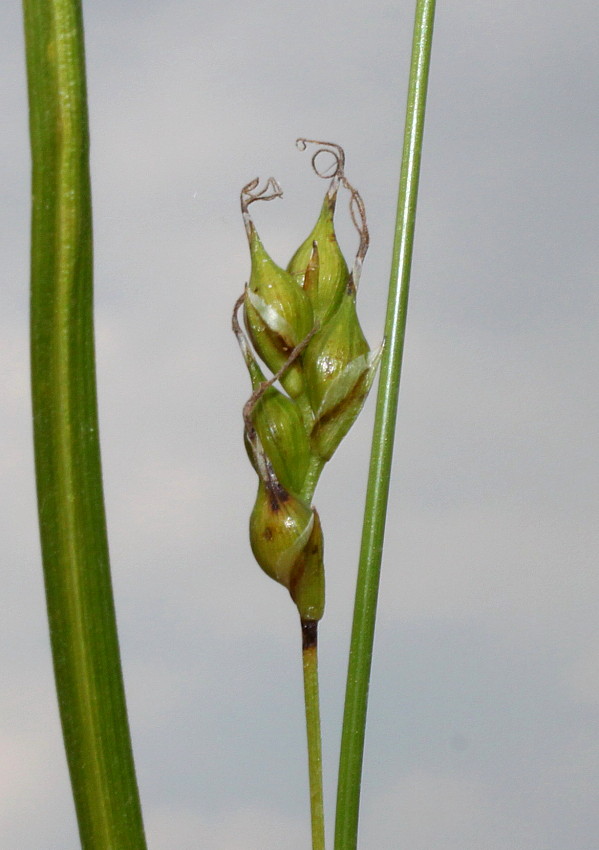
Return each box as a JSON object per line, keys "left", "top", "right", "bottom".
{"left": 334, "top": 1, "right": 437, "bottom": 848}
{"left": 302, "top": 620, "right": 326, "bottom": 850}
{"left": 23, "top": 1, "right": 147, "bottom": 847}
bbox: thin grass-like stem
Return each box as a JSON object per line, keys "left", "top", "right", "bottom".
{"left": 334, "top": 1, "right": 437, "bottom": 847}
{"left": 23, "top": 0, "right": 147, "bottom": 846}
{"left": 302, "top": 621, "right": 326, "bottom": 850}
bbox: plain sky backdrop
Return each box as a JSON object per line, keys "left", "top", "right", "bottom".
{"left": 2, "top": 1, "right": 598, "bottom": 848}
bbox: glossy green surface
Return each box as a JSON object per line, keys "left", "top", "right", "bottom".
{"left": 23, "top": 1, "right": 147, "bottom": 846}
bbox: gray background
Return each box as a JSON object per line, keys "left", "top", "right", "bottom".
{"left": 1, "top": 1, "right": 598, "bottom": 847}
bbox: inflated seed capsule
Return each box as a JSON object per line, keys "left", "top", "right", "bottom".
{"left": 234, "top": 292, "right": 313, "bottom": 495}
{"left": 288, "top": 505, "right": 325, "bottom": 622}
{"left": 304, "top": 289, "right": 382, "bottom": 461}
{"left": 244, "top": 222, "right": 314, "bottom": 398}
{"left": 244, "top": 385, "right": 311, "bottom": 497}
{"left": 287, "top": 191, "right": 349, "bottom": 325}
{"left": 249, "top": 480, "right": 325, "bottom": 622}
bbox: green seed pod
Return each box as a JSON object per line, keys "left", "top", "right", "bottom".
{"left": 304, "top": 290, "right": 382, "bottom": 461}
{"left": 288, "top": 506, "right": 325, "bottom": 622}
{"left": 287, "top": 192, "right": 349, "bottom": 325}
{"left": 244, "top": 223, "right": 314, "bottom": 398}
{"left": 244, "top": 385, "right": 311, "bottom": 496}
{"left": 249, "top": 480, "right": 325, "bottom": 621}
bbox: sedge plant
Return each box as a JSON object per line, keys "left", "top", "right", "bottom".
{"left": 23, "top": 0, "right": 436, "bottom": 847}
{"left": 234, "top": 140, "right": 381, "bottom": 849}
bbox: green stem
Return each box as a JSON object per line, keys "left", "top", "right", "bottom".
{"left": 334, "top": 1, "right": 437, "bottom": 848}
{"left": 23, "top": 1, "right": 147, "bottom": 847}
{"left": 302, "top": 620, "right": 326, "bottom": 850}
